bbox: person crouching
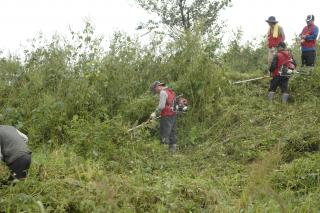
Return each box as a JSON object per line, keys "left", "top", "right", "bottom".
{"left": 0, "top": 125, "right": 31, "bottom": 183}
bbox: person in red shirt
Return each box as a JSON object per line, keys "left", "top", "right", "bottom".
{"left": 300, "top": 15, "right": 319, "bottom": 67}
{"left": 266, "top": 16, "right": 285, "bottom": 66}
{"left": 150, "top": 81, "right": 177, "bottom": 152}
{"left": 268, "top": 42, "right": 296, "bottom": 103}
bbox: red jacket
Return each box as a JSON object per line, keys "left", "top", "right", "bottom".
{"left": 160, "top": 88, "right": 176, "bottom": 117}
{"left": 301, "top": 23, "right": 317, "bottom": 49}
{"left": 267, "top": 27, "right": 284, "bottom": 48}
{"left": 271, "top": 50, "right": 292, "bottom": 77}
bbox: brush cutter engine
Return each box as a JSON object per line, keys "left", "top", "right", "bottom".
{"left": 172, "top": 95, "right": 188, "bottom": 113}
{"left": 279, "top": 60, "right": 296, "bottom": 77}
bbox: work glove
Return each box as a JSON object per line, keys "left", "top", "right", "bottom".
{"left": 150, "top": 112, "right": 156, "bottom": 120}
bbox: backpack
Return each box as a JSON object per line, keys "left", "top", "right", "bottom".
{"left": 279, "top": 60, "right": 296, "bottom": 76}
{"left": 172, "top": 94, "right": 189, "bottom": 113}
{"left": 279, "top": 51, "right": 296, "bottom": 77}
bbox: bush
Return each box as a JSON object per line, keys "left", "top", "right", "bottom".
{"left": 272, "top": 153, "right": 320, "bottom": 194}
{"left": 67, "top": 115, "right": 129, "bottom": 161}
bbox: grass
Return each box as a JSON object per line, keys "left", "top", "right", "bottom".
{"left": 1, "top": 44, "right": 320, "bottom": 212}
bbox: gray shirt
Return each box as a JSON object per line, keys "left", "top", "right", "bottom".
{"left": 0, "top": 125, "right": 31, "bottom": 164}
{"left": 156, "top": 88, "right": 168, "bottom": 113}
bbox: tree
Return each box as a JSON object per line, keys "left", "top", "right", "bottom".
{"left": 135, "top": 0, "right": 231, "bottom": 37}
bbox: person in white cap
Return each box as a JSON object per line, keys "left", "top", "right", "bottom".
{"left": 300, "top": 15, "right": 319, "bottom": 67}
{"left": 266, "top": 16, "right": 285, "bottom": 66}
{"left": 149, "top": 81, "right": 177, "bottom": 152}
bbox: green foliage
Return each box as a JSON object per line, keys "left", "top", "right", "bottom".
{"left": 0, "top": 149, "right": 118, "bottom": 212}
{"left": 282, "top": 128, "right": 320, "bottom": 162}
{"left": 222, "top": 30, "right": 268, "bottom": 72}
{"left": 119, "top": 94, "right": 155, "bottom": 124}
{"left": 272, "top": 153, "right": 320, "bottom": 194}
{"left": 135, "top": 0, "right": 231, "bottom": 36}
{"left": 67, "top": 115, "right": 129, "bottom": 161}
{"left": 0, "top": 19, "right": 320, "bottom": 212}
{"left": 28, "top": 95, "right": 68, "bottom": 145}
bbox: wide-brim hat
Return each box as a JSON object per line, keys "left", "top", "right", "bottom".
{"left": 150, "top": 81, "right": 165, "bottom": 94}
{"left": 266, "top": 16, "right": 278, "bottom": 23}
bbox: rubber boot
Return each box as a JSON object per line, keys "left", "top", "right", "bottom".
{"left": 268, "top": 92, "right": 275, "bottom": 101}
{"left": 169, "top": 144, "right": 177, "bottom": 153}
{"left": 282, "top": 93, "right": 289, "bottom": 103}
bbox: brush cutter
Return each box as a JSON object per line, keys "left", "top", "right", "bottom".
{"left": 233, "top": 75, "right": 270, "bottom": 84}
{"left": 278, "top": 69, "right": 311, "bottom": 77}
{"left": 233, "top": 69, "right": 310, "bottom": 84}
{"left": 127, "top": 116, "right": 160, "bottom": 132}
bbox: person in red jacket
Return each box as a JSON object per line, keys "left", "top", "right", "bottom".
{"left": 266, "top": 16, "right": 285, "bottom": 66}
{"left": 150, "top": 81, "right": 177, "bottom": 152}
{"left": 300, "top": 15, "right": 319, "bottom": 67}
{"left": 268, "top": 42, "right": 296, "bottom": 103}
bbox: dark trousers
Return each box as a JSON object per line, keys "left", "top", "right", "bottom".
{"left": 301, "top": 50, "right": 316, "bottom": 66}
{"left": 8, "top": 153, "right": 31, "bottom": 180}
{"left": 269, "top": 76, "right": 289, "bottom": 93}
{"left": 160, "top": 115, "right": 177, "bottom": 145}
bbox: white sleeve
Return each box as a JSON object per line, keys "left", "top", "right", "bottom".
{"left": 0, "top": 146, "right": 2, "bottom": 161}
{"left": 156, "top": 90, "right": 168, "bottom": 111}
{"left": 16, "top": 129, "right": 29, "bottom": 143}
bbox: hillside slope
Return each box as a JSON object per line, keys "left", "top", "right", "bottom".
{"left": 0, "top": 30, "right": 319, "bottom": 212}
{"left": 1, "top": 69, "right": 319, "bottom": 212}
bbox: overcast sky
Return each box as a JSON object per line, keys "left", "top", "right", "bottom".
{"left": 221, "top": 0, "right": 319, "bottom": 45}
{"left": 0, "top": 0, "right": 319, "bottom": 56}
